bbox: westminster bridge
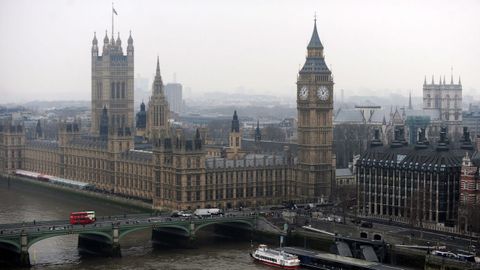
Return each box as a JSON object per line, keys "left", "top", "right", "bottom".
{"left": 0, "top": 212, "right": 281, "bottom": 267}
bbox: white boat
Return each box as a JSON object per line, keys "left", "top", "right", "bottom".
{"left": 251, "top": 244, "right": 300, "bottom": 269}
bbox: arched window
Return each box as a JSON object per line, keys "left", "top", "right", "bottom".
{"left": 434, "top": 95, "right": 440, "bottom": 108}
{"left": 111, "top": 82, "right": 115, "bottom": 98}
{"left": 446, "top": 95, "right": 450, "bottom": 109}
{"left": 116, "top": 82, "right": 121, "bottom": 99}
{"left": 121, "top": 82, "right": 125, "bottom": 98}
{"left": 426, "top": 94, "right": 431, "bottom": 107}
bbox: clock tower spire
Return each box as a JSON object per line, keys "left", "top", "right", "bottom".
{"left": 296, "top": 18, "right": 334, "bottom": 201}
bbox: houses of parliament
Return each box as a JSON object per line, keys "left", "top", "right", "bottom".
{"left": 0, "top": 21, "right": 335, "bottom": 210}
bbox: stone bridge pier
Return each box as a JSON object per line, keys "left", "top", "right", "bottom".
{"left": 0, "top": 231, "right": 31, "bottom": 267}
{"left": 19, "top": 232, "right": 30, "bottom": 266}
{"left": 78, "top": 225, "right": 121, "bottom": 257}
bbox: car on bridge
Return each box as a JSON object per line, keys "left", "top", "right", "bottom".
{"left": 171, "top": 211, "right": 192, "bottom": 218}
{"left": 194, "top": 208, "right": 223, "bottom": 217}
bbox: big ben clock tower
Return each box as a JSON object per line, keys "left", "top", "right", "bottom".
{"left": 297, "top": 19, "right": 334, "bottom": 201}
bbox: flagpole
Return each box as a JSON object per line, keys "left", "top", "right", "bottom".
{"left": 112, "top": 2, "right": 114, "bottom": 40}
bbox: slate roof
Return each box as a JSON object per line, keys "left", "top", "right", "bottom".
{"left": 334, "top": 108, "right": 441, "bottom": 124}
{"left": 470, "top": 151, "right": 480, "bottom": 166}
{"left": 405, "top": 109, "right": 440, "bottom": 119}
{"left": 300, "top": 21, "right": 330, "bottom": 75}
{"left": 26, "top": 140, "right": 59, "bottom": 149}
{"left": 70, "top": 138, "right": 107, "bottom": 149}
{"left": 334, "top": 109, "right": 365, "bottom": 123}
{"left": 336, "top": 168, "right": 353, "bottom": 177}
{"left": 205, "top": 154, "right": 295, "bottom": 169}
{"left": 120, "top": 150, "right": 153, "bottom": 162}
{"left": 300, "top": 57, "right": 330, "bottom": 74}
{"left": 307, "top": 21, "right": 323, "bottom": 49}
{"left": 242, "top": 138, "right": 298, "bottom": 155}
{"left": 357, "top": 142, "right": 472, "bottom": 171}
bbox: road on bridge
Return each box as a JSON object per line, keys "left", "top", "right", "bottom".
{"left": 0, "top": 211, "right": 258, "bottom": 236}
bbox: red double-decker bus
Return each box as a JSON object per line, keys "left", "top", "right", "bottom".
{"left": 70, "top": 211, "right": 96, "bottom": 225}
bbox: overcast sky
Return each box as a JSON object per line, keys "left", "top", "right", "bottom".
{"left": 1, "top": 0, "right": 479, "bottom": 103}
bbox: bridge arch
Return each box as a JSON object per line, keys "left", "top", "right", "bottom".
{"left": 118, "top": 225, "right": 152, "bottom": 240}
{"left": 154, "top": 225, "right": 190, "bottom": 236}
{"left": 193, "top": 219, "right": 254, "bottom": 235}
{"left": 27, "top": 231, "right": 112, "bottom": 249}
{"left": 0, "top": 239, "right": 21, "bottom": 252}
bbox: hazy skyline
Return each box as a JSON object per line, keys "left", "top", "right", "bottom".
{"left": 1, "top": 0, "right": 479, "bottom": 103}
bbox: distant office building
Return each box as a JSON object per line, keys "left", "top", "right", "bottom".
{"left": 135, "top": 74, "right": 149, "bottom": 93}
{"left": 165, "top": 83, "right": 183, "bottom": 114}
{"left": 135, "top": 74, "right": 150, "bottom": 105}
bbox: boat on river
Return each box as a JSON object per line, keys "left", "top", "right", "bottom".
{"left": 251, "top": 244, "right": 300, "bottom": 269}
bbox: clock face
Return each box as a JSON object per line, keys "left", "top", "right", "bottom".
{"left": 299, "top": 86, "right": 308, "bottom": 100}
{"left": 317, "top": 86, "right": 329, "bottom": 101}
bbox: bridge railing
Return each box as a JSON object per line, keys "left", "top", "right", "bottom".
{"left": 0, "top": 212, "right": 259, "bottom": 237}
{"left": 0, "top": 219, "right": 70, "bottom": 229}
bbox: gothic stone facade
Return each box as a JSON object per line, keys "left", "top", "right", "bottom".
{"left": 91, "top": 32, "right": 134, "bottom": 135}
{"left": 296, "top": 20, "right": 334, "bottom": 200}
{"left": 423, "top": 75, "right": 462, "bottom": 140}
{"left": 0, "top": 22, "right": 334, "bottom": 209}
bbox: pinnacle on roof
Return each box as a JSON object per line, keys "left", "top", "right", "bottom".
{"left": 103, "top": 30, "right": 109, "bottom": 43}
{"left": 128, "top": 30, "right": 133, "bottom": 44}
{"left": 233, "top": 110, "right": 238, "bottom": 120}
{"left": 307, "top": 18, "right": 323, "bottom": 49}
{"left": 156, "top": 56, "right": 161, "bottom": 76}
{"left": 152, "top": 57, "right": 164, "bottom": 96}
{"left": 231, "top": 110, "right": 240, "bottom": 132}
{"left": 92, "top": 32, "right": 98, "bottom": 45}
{"left": 116, "top": 32, "right": 121, "bottom": 45}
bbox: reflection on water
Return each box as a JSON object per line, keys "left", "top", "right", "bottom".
{"left": 0, "top": 179, "right": 289, "bottom": 270}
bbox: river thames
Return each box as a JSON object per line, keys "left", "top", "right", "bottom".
{"left": 0, "top": 179, "right": 276, "bottom": 270}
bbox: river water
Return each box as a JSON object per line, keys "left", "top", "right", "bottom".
{"left": 0, "top": 179, "right": 280, "bottom": 270}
